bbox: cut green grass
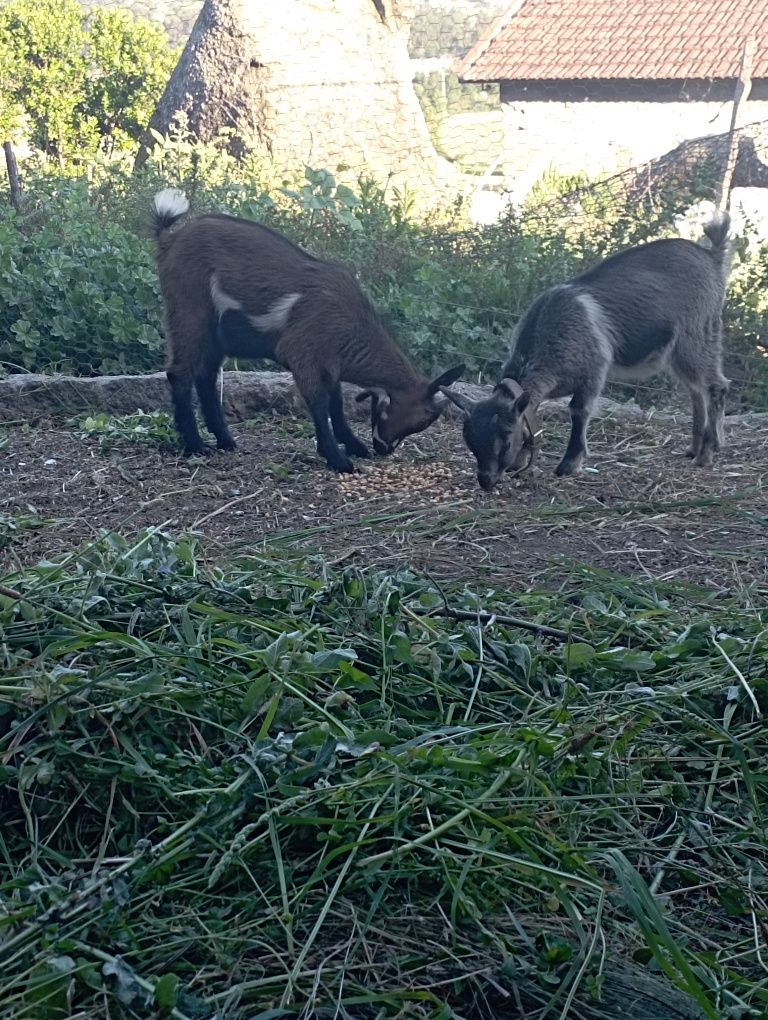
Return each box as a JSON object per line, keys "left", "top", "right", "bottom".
{"left": 0, "top": 529, "right": 766, "bottom": 1018}
{"left": 0, "top": 509, "right": 51, "bottom": 551}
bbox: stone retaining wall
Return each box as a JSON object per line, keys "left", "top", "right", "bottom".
{"left": 0, "top": 371, "right": 653, "bottom": 425}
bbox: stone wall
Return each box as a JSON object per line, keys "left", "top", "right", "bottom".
{"left": 80, "top": 0, "right": 202, "bottom": 45}
{"left": 79, "top": 0, "right": 503, "bottom": 179}
{"left": 499, "top": 79, "right": 768, "bottom": 196}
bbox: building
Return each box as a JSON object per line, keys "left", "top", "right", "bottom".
{"left": 457, "top": 0, "right": 768, "bottom": 192}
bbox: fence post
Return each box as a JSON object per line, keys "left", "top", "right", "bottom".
{"left": 716, "top": 36, "right": 756, "bottom": 211}
{"left": 3, "top": 140, "right": 23, "bottom": 213}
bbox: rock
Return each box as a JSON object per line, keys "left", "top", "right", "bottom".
{"left": 444, "top": 382, "right": 650, "bottom": 422}
{"left": 0, "top": 371, "right": 761, "bottom": 429}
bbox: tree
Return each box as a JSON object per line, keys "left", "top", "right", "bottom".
{"left": 0, "top": 0, "right": 177, "bottom": 162}
{"left": 84, "top": 9, "right": 179, "bottom": 155}
{"left": 0, "top": 0, "right": 87, "bottom": 162}
{"left": 139, "top": 0, "right": 452, "bottom": 190}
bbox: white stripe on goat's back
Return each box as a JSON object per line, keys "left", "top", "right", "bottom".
{"left": 574, "top": 291, "right": 616, "bottom": 363}
{"left": 248, "top": 293, "right": 302, "bottom": 333}
{"left": 210, "top": 275, "right": 242, "bottom": 316}
{"left": 153, "top": 188, "right": 190, "bottom": 219}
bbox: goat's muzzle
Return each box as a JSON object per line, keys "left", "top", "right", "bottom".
{"left": 477, "top": 472, "right": 497, "bottom": 492}
{"left": 374, "top": 437, "right": 400, "bottom": 456}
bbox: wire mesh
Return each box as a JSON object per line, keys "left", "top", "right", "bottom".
{"left": 5, "top": 0, "right": 768, "bottom": 409}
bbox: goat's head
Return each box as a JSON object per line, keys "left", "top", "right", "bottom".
{"left": 356, "top": 364, "right": 465, "bottom": 456}
{"left": 445, "top": 378, "right": 537, "bottom": 491}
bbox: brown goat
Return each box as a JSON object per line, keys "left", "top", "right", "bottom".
{"left": 151, "top": 189, "right": 464, "bottom": 471}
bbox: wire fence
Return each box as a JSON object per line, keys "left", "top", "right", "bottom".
{"left": 4, "top": 0, "right": 768, "bottom": 411}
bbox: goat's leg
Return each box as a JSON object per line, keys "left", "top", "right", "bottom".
{"left": 695, "top": 379, "right": 729, "bottom": 467}
{"left": 195, "top": 350, "right": 237, "bottom": 451}
{"left": 673, "top": 319, "right": 729, "bottom": 468}
{"left": 555, "top": 390, "right": 595, "bottom": 477}
{"left": 167, "top": 367, "right": 211, "bottom": 456}
{"left": 329, "top": 384, "right": 369, "bottom": 459}
{"left": 685, "top": 388, "right": 707, "bottom": 460}
{"left": 298, "top": 380, "right": 355, "bottom": 473}
{"left": 164, "top": 306, "right": 216, "bottom": 456}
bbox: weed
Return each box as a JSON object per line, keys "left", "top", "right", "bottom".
{"left": 71, "top": 409, "right": 179, "bottom": 450}
{"left": 0, "top": 508, "right": 48, "bottom": 549}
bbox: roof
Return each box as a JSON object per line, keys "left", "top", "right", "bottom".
{"left": 458, "top": 0, "right": 768, "bottom": 83}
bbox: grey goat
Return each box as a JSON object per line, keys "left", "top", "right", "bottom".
{"left": 447, "top": 213, "right": 733, "bottom": 490}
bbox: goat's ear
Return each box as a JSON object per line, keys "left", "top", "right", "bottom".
{"left": 515, "top": 392, "right": 531, "bottom": 415}
{"left": 427, "top": 363, "right": 465, "bottom": 396}
{"left": 356, "top": 387, "right": 390, "bottom": 410}
{"left": 440, "top": 387, "right": 475, "bottom": 420}
{"left": 499, "top": 391, "right": 530, "bottom": 426}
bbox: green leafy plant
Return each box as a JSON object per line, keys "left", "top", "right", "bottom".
{"left": 0, "top": 508, "right": 48, "bottom": 549}
{"left": 0, "top": 0, "right": 177, "bottom": 163}
{"left": 72, "top": 409, "right": 179, "bottom": 449}
{"left": 281, "top": 165, "right": 363, "bottom": 232}
{"left": 0, "top": 179, "right": 163, "bottom": 375}
{"left": 82, "top": 9, "right": 179, "bottom": 156}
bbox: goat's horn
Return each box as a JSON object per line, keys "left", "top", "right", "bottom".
{"left": 356, "top": 387, "right": 386, "bottom": 403}
{"left": 440, "top": 387, "right": 475, "bottom": 418}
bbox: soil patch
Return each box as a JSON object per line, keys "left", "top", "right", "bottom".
{"left": 1, "top": 408, "right": 766, "bottom": 591}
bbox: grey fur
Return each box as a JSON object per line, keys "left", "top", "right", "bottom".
{"left": 458, "top": 213, "right": 733, "bottom": 488}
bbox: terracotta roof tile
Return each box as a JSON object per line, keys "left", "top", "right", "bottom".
{"left": 458, "top": 0, "right": 768, "bottom": 82}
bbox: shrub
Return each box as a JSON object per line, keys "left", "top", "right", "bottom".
{"left": 3, "top": 137, "right": 768, "bottom": 410}
{"left": 0, "top": 0, "right": 177, "bottom": 162}
{"left": 0, "top": 179, "right": 163, "bottom": 375}
{"left": 82, "top": 9, "right": 180, "bottom": 156}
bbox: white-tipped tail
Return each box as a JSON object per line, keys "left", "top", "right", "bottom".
{"left": 153, "top": 188, "right": 190, "bottom": 220}
{"left": 151, "top": 188, "right": 191, "bottom": 239}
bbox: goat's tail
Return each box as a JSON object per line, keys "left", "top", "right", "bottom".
{"left": 703, "top": 210, "right": 730, "bottom": 250}
{"left": 702, "top": 210, "right": 735, "bottom": 280}
{"left": 152, "top": 188, "right": 190, "bottom": 240}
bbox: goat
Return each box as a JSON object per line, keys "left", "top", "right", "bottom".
{"left": 446, "top": 213, "right": 733, "bottom": 490}
{"left": 151, "top": 189, "right": 464, "bottom": 472}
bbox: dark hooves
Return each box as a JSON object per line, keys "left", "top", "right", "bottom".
{"left": 345, "top": 441, "right": 371, "bottom": 459}
{"left": 327, "top": 457, "right": 356, "bottom": 474}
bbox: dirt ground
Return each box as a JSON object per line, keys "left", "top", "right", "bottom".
{"left": 1, "top": 407, "right": 767, "bottom": 592}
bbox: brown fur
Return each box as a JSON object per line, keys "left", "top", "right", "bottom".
{"left": 153, "top": 199, "right": 464, "bottom": 471}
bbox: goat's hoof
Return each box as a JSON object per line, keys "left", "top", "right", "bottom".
{"left": 216, "top": 437, "right": 237, "bottom": 452}
{"left": 344, "top": 439, "right": 370, "bottom": 459}
{"left": 184, "top": 443, "right": 215, "bottom": 457}
{"left": 327, "top": 456, "right": 356, "bottom": 474}
{"left": 685, "top": 446, "right": 699, "bottom": 459}
{"left": 692, "top": 452, "right": 714, "bottom": 468}
{"left": 555, "top": 460, "right": 581, "bottom": 477}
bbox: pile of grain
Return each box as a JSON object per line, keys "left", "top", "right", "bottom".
{"left": 336, "top": 461, "right": 460, "bottom": 502}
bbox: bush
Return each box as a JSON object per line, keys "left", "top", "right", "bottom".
{"left": 0, "top": 179, "right": 163, "bottom": 375}
{"left": 2, "top": 135, "right": 768, "bottom": 410}
{"left": 0, "top": 0, "right": 177, "bottom": 162}
{"left": 82, "top": 8, "right": 180, "bottom": 155}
